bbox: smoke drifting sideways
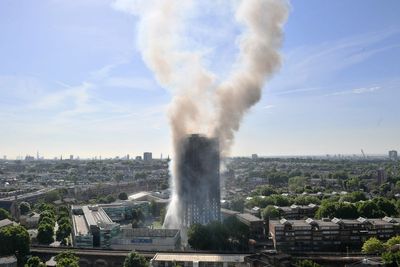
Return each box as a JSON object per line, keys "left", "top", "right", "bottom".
{"left": 112, "top": 0, "right": 289, "bottom": 229}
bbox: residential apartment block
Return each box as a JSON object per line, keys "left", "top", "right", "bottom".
{"left": 269, "top": 216, "right": 400, "bottom": 252}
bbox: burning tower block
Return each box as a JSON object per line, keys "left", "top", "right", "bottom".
{"left": 177, "top": 134, "right": 221, "bottom": 227}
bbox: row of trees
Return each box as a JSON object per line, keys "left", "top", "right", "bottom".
{"left": 246, "top": 193, "right": 321, "bottom": 210}
{"left": 25, "top": 251, "right": 79, "bottom": 267}
{"left": 55, "top": 206, "right": 72, "bottom": 245}
{"left": 35, "top": 203, "right": 73, "bottom": 245}
{"left": 316, "top": 197, "right": 396, "bottom": 219}
{"left": 37, "top": 205, "right": 56, "bottom": 245}
{"left": 24, "top": 251, "right": 148, "bottom": 267}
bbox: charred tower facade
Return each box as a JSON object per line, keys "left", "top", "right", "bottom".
{"left": 177, "top": 134, "right": 221, "bottom": 227}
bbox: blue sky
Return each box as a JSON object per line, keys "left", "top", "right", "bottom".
{"left": 0, "top": 0, "right": 399, "bottom": 158}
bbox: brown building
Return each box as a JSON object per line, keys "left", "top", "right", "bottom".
{"left": 269, "top": 216, "right": 400, "bottom": 253}
{"left": 236, "top": 213, "right": 265, "bottom": 240}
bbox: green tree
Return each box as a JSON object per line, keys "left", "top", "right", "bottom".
{"left": 44, "top": 190, "right": 60, "bottom": 203}
{"left": 333, "top": 171, "right": 348, "bottom": 180}
{"left": 0, "top": 225, "right": 30, "bottom": 263}
{"left": 160, "top": 207, "right": 166, "bottom": 225}
{"left": 294, "top": 196, "right": 321, "bottom": 205}
{"left": 188, "top": 219, "right": 248, "bottom": 251}
{"left": 207, "top": 221, "right": 230, "bottom": 250}
{"left": 230, "top": 198, "right": 245, "bottom": 212}
{"left": 55, "top": 251, "right": 79, "bottom": 267}
{"left": 373, "top": 197, "right": 397, "bottom": 216}
{"left": 106, "top": 194, "right": 116, "bottom": 203}
{"left": 0, "top": 208, "right": 11, "bottom": 220}
{"left": 35, "top": 203, "right": 55, "bottom": 213}
{"left": 345, "top": 177, "right": 361, "bottom": 191}
{"left": 37, "top": 223, "right": 54, "bottom": 245}
{"left": 188, "top": 224, "right": 211, "bottom": 250}
{"left": 149, "top": 200, "right": 157, "bottom": 216}
{"left": 386, "top": 236, "right": 400, "bottom": 248}
{"left": 362, "top": 237, "right": 385, "bottom": 254}
{"left": 262, "top": 205, "right": 280, "bottom": 219}
{"left": 118, "top": 192, "right": 128, "bottom": 200}
{"left": 255, "top": 185, "right": 277, "bottom": 196}
{"left": 39, "top": 216, "right": 55, "bottom": 226}
{"left": 334, "top": 202, "right": 359, "bottom": 219}
{"left": 315, "top": 201, "right": 336, "bottom": 219}
{"left": 123, "top": 252, "right": 148, "bottom": 267}
{"left": 269, "top": 194, "right": 291, "bottom": 206}
{"left": 357, "top": 201, "right": 383, "bottom": 218}
{"left": 114, "top": 173, "right": 124, "bottom": 184}
{"left": 296, "top": 259, "right": 321, "bottom": 267}
{"left": 340, "top": 191, "right": 366, "bottom": 202}
{"left": 19, "top": 202, "right": 31, "bottom": 215}
{"left": 25, "top": 256, "right": 45, "bottom": 267}
{"left": 39, "top": 210, "right": 56, "bottom": 222}
{"left": 56, "top": 223, "right": 72, "bottom": 242}
{"left": 289, "top": 176, "right": 308, "bottom": 192}
{"left": 223, "top": 216, "right": 249, "bottom": 251}
{"left": 382, "top": 251, "right": 400, "bottom": 267}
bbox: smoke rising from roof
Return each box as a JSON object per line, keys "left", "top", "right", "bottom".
{"left": 113, "top": 0, "right": 289, "bottom": 228}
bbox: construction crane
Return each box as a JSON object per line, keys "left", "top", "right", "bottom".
{"left": 361, "top": 149, "right": 366, "bottom": 159}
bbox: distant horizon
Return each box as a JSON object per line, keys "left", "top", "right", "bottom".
{"left": 1, "top": 151, "right": 396, "bottom": 161}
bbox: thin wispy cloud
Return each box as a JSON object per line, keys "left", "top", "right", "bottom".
{"left": 31, "top": 82, "right": 92, "bottom": 110}
{"left": 269, "top": 28, "right": 400, "bottom": 95}
{"left": 327, "top": 86, "right": 381, "bottom": 96}
{"left": 262, "top": 104, "right": 276, "bottom": 110}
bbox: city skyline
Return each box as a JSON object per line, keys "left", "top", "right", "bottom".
{"left": 1, "top": 0, "right": 399, "bottom": 158}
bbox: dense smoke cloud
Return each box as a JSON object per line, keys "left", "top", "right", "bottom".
{"left": 113, "top": 0, "right": 289, "bottom": 228}
{"left": 214, "top": 0, "right": 289, "bottom": 156}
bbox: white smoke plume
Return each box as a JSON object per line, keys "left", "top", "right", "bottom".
{"left": 113, "top": 0, "right": 289, "bottom": 228}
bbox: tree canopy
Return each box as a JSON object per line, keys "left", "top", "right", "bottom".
{"left": 0, "top": 225, "right": 30, "bottom": 263}
{"left": 19, "top": 202, "right": 31, "bottom": 215}
{"left": 362, "top": 237, "right": 385, "bottom": 254}
{"left": 262, "top": 205, "right": 280, "bottom": 220}
{"left": 188, "top": 217, "right": 249, "bottom": 251}
{"left": 25, "top": 256, "right": 46, "bottom": 267}
{"left": 55, "top": 251, "right": 79, "bottom": 267}
{"left": 123, "top": 252, "right": 148, "bottom": 267}
{"left": 118, "top": 192, "right": 128, "bottom": 200}
{"left": 0, "top": 208, "right": 11, "bottom": 220}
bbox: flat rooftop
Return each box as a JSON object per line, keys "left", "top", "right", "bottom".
{"left": 120, "top": 227, "right": 179, "bottom": 238}
{"left": 152, "top": 253, "right": 249, "bottom": 263}
{"left": 128, "top": 191, "right": 150, "bottom": 201}
{"left": 82, "top": 205, "right": 113, "bottom": 227}
{"left": 72, "top": 215, "right": 89, "bottom": 236}
{"left": 236, "top": 213, "right": 263, "bottom": 223}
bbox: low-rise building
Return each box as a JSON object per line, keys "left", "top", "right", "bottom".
{"left": 100, "top": 201, "right": 150, "bottom": 222}
{"left": 19, "top": 212, "right": 40, "bottom": 229}
{"left": 111, "top": 226, "right": 180, "bottom": 251}
{"left": 150, "top": 253, "right": 249, "bottom": 267}
{"left": 269, "top": 217, "right": 400, "bottom": 253}
{"left": 71, "top": 205, "right": 119, "bottom": 248}
{"left": 0, "top": 256, "right": 17, "bottom": 267}
{"left": 71, "top": 203, "right": 180, "bottom": 251}
{"left": 236, "top": 213, "right": 265, "bottom": 240}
